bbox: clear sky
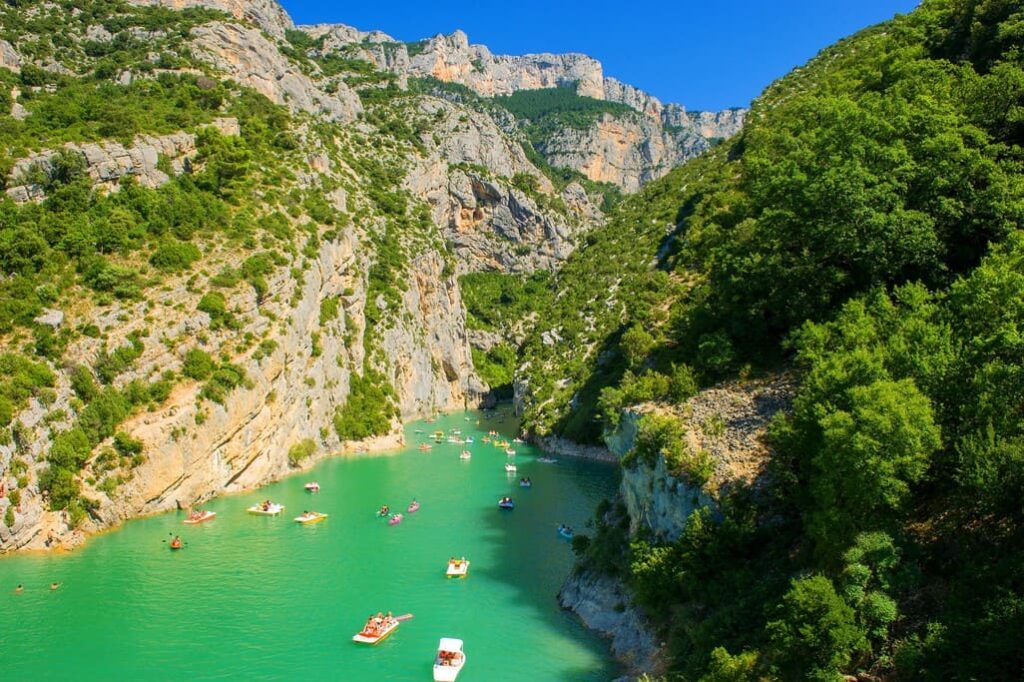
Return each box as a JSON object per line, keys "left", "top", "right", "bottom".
{"left": 278, "top": 1, "right": 920, "bottom": 111}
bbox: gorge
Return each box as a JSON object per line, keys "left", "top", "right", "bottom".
{"left": 2, "top": 0, "right": 1024, "bottom": 680}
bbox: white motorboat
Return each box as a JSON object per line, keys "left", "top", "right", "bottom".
{"left": 433, "top": 638, "right": 466, "bottom": 681}
{"left": 504, "top": 463, "right": 517, "bottom": 473}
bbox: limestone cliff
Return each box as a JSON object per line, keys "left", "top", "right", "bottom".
{"left": 0, "top": 0, "right": 604, "bottom": 554}
{"left": 190, "top": 21, "right": 362, "bottom": 123}
{"left": 556, "top": 376, "right": 793, "bottom": 674}
{"left": 126, "top": 0, "right": 294, "bottom": 39}
{"left": 297, "top": 23, "right": 746, "bottom": 190}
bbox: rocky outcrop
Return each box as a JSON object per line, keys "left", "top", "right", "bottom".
{"left": 403, "top": 97, "right": 597, "bottom": 273}
{"left": 559, "top": 568, "right": 663, "bottom": 675}
{"left": 0, "top": 39, "right": 21, "bottom": 72}
{"left": 5, "top": 118, "right": 240, "bottom": 202}
{"left": 609, "top": 375, "right": 795, "bottom": 541}
{"left": 189, "top": 21, "right": 361, "bottom": 123}
{"left": 126, "top": 0, "right": 294, "bottom": 39}
{"left": 537, "top": 113, "right": 710, "bottom": 193}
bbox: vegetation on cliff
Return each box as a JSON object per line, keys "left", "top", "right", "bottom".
{"left": 534, "top": 0, "right": 1024, "bottom": 678}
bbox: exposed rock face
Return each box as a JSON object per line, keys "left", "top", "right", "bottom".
{"left": 608, "top": 376, "right": 794, "bottom": 541}
{"left": 403, "top": 98, "right": 597, "bottom": 273}
{"left": 559, "top": 568, "right": 663, "bottom": 675}
{"left": 0, "top": 220, "right": 481, "bottom": 551}
{"left": 300, "top": 22, "right": 745, "bottom": 190}
{"left": 126, "top": 0, "right": 294, "bottom": 39}
{"left": 537, "top": 113, "right": 710, "bottom": 192}
{"left": 190, "top": 21, "right": 361, "bottom": 123}
{"left": 5, "top": 118, "right": 240, "bottom": 202}
{"left": 0, "top": 39, "right": 21, "bottom": 72}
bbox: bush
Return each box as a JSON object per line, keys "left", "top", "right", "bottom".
{"left": 149, "top": 240, "right": 201, "bottom": 272}
{"left": 333, "top": 368, "right": 398, "bottom": 441}
{"left": 182, "top": 348, "right": 216, "bottom": 380}
{"left": 197, "top": 291, "right": 238, "bottom": 329}
{"left": 288, "top": 438, "right": 316, "bottom": 466}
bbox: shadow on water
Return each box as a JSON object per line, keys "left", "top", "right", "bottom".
{"left": 471, "top": 407, "right": 624, "bottom": 680}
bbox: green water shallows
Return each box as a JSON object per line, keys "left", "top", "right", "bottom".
{"left": 0, "top": 410, "right": 620, "bottom": 680}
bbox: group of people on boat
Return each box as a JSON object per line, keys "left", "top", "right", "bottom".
{"left": 259, "top": 500, "right": 274, "bottom": 512}
{"left": 448, "top": 556, "right": 467, "bottom": 568}
{"left": 437, "top": 650, "right": 463, "bottom": 666}
{"left": 378, "top": 505, "right": 390, "bottom": 517}
{"left": 361, "top": 611, "right": 396, "bottom": 637}
{"left": 519, "top": 477, "right": 532, "bottom": 487}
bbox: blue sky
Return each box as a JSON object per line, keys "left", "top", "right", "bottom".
{"left": 279, "top": 1, "right": 920, "bottom": 111}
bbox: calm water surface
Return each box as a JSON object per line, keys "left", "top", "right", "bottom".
{"left": 0, "top": 409, "right": 620, "bottom": 680}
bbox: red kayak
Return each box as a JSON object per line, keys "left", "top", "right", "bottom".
{"left": 170, "top": 538, "right": 183, "bottom": 550}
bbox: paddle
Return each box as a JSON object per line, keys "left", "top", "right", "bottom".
{"left": 394, "top": 613, "right": 414, "bottom": 622}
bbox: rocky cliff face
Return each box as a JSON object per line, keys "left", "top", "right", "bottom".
{"left": 127, "top": 0, "right": 294, "bottom": 39}
{"left": 403, "top": 97, "right": 599, "bottom": 273}
{"left": 537, "top": 113, "right": 712, "bottom": 193}
{"left": 297, "top": 23, "right": 746, "bottom": 190}
{"left": 190, "top": 21, "right": 362, "bottom": 123}
{"left": 0, "top": 0, "right": 609, "bottom": 554}
{"left": 6, "top": 118, "right": 240, "bottom": 202}
{"left": 556, "top": 376, "right": 793, "bottom": 674}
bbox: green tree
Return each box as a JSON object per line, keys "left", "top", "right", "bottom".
{"left": 810, "top": 379, "right": 940, "bottom": 557}
{"left": 767, "top": 575, "right": 867, "bottom": 680}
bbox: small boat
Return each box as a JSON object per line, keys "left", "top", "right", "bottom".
{"left": 464, "top": 437, "right": 473, "bottom": 444}
{"left": 512, "top": 438, "right": 524, "bottom": 444}
{"left": 389, "top": 513, "right": 404, "bottom": 526}
{"left": 488, "top": 430, "right": 497, "bottom": 436}
{"left": 558, "top": 525, "right": 574, "bottom": 540}
{"left": 304, "top": 482, "right": 320, "bottom": 493}
{"left": 498, "top": 497, "right": 514, "bottom": 510}
{"left": 537, "top": 457, "right": 558, "bottom": 464}
{"left": 433, "top": 638, "right": 466, "bottom": 681}
{"left": 433, "top": 431, "right": 445, "bottom": 443}
{"left": 519, "top": 478, "right": 532, "bottom": 488}
{"left": 352, "top": 615, "right": 401, "bottom": 645}
{"left": 407, "top": 501, "right": 420, "bottom": 513}
{"left": 495, "top": 440, "right": 510, "bottom": 448}
{"left": 450, "top": 429, "right": 461, "bottom": 435}
{"left": 505, "top": 463, "right": 517, "bottom": 473}
{"left": 183, "top": 510, "right": 216, "bottom": 525}
{"left": 169, "top": 537, "right": 183, "bottom": 550}
{"left": 446, "top": 558, "right": 470, "bottom": 578}
{"left": 447, "top": 436, "right": 462, "bottom": 444}
{"left": 505, "top": 448, "right": 516, "bottom": 457}
{"left": 295, "top": 511, "right": 328, "bottom": 524}
{"left": 378, "top": 506, "right": 392, "bottom": 517}
{"left": 247, "top": 503, "right": 285, "bottom": 516}
{"left": 419, "top": 443, "right": 432, "bottom": 451}
{"left": 460, "top": 450, "right": 471, "bottom": 460}
{"left": 482, "top": 437, "right": 491, "bottom": 444}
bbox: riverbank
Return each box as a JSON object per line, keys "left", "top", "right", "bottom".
{"left": 0, "top": 410, "right": 621, "bottom": 680}
{"left": 2, "top": 426, "right": 408, "bottom": 555}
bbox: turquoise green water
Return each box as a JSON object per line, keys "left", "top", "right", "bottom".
{"left": 0, "top": 409, "right": 620, "bottom": 680}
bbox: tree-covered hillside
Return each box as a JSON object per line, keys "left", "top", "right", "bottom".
{"left": 519, "top": 0, "right": 1024, "bottom": 678}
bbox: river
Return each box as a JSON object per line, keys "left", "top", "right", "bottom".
{"left": 0, "top": 408, "right": 621, "bottom": 680}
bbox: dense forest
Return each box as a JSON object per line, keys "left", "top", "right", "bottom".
{"left": 513, "top": 0, "right": 1024, "bottom": 679}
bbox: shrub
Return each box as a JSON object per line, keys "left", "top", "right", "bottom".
{"left": 182, "top": 348, "right": 216, "bottom": 380}
{"left": 288, "top": 438, "right": 316, "bottom": 466}
{"left": 149, "top": 240, "right": 201, "bottom": 272}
